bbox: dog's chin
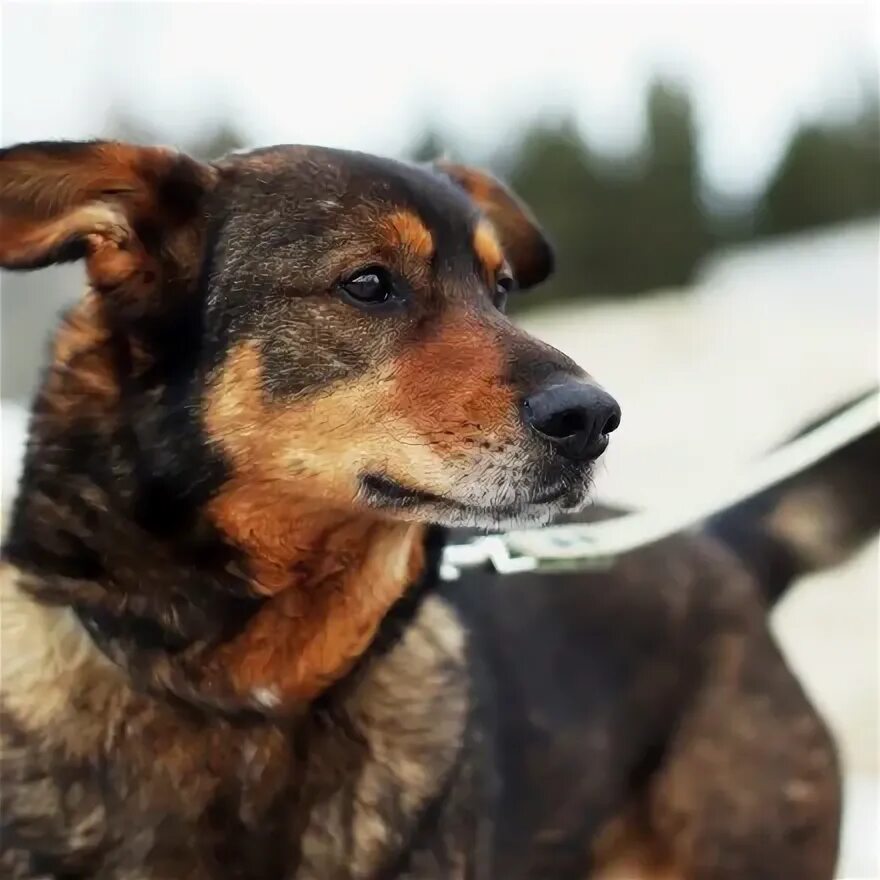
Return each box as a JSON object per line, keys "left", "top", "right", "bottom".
{"left": 358, "top": 472, "right": 592, "bottom": 530}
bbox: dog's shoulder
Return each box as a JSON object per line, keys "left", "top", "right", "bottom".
{"left": 296, "top": 591, "right": 481, "bottom": 877}
{"left": 0, "top": 562, "right": 125, "bottom": 735}
{"left": 0, "top": 563, "right": 125, "bottom": 876}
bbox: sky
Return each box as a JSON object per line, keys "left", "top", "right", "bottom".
{"left": 0, "top": 1, "right": 876, "bottom": 197}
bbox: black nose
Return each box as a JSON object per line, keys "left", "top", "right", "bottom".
{"left": 523, "top": 380, "right": 621, "bottom": 461}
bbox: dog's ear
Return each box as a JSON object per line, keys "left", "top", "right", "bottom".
{"left": 0, "top": 140, "right": 217, "bottom": 306}
{"left": 436, "top": 161, "right": 554, "bottom": 289}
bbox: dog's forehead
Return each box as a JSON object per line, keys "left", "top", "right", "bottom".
{"left": 220, "top": 145, "right": 479, "bottom": 235}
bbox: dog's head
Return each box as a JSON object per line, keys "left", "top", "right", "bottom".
{"left": 0, "top": 141, "right": 619, "bottom": 532}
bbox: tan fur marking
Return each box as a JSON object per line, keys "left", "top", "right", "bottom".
{"left": 204, "top": 339, "right": 514, "bottom": 506}
{"left": 382, "top": 210, "right": 434, "bottom": 260}
{"left": 392, "top": 315, "right": 517, "bottom": 449}
{"left": 473, "top": 219, "right": 504, "bottom": 275}
{"left": 204, "top": 344, "right": 445, "bottom": 507}
{"left": 0, "top": 565, "right": 124, "bottom": 754}
{"left": 204, "top": 327, "right": 520, "bottom": 513}
{"left": 591, "top": 810, "right": 682, "bottom": 880}
{"left": 0, "top": 202, "right": 130, "bottom": 269}
{"left": 203, "top": 513, "right": 424, "bottom": 702}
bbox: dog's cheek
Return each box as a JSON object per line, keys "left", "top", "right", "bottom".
{"left": 201, "top": 333, "right": 527, "bottom": 514}
{"left": 203, "top": 343, "right": 353, "bottom": 499}
{"left": 201, "top": 343, "right": 437, "bottom": 500}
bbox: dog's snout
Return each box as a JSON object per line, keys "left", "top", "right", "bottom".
{"left": 522, "top": 380, "right": 620, "bottom": 461}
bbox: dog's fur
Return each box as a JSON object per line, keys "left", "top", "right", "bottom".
{"left": 0, "top": 140, "right": 877, "bottom": 879}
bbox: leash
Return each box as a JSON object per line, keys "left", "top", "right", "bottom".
{"left": 440, "top": 391, "right": 880, "bottom": 581}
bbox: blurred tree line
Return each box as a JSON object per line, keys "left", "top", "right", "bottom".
{"left": 411, "top": 80, "right": 879, "bottom": 309}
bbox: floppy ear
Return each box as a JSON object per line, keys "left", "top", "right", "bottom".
{"left": 436, "top": 161, "right": 554, "bottom": 289}
{"left": 0, "top": 140, "right": 216, "bottom": 309}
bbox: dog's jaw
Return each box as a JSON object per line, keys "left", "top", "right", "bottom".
{"left": 358, "top": 469, "right": 593, "bottom": 529}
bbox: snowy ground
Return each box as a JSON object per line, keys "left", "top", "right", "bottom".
{"left": 2, "top": 220, "right": 878, "bottom": 876}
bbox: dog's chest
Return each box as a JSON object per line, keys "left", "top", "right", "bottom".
{"left": 0, "top": 574, "right": 292, "bottom": 875}
{"left": 1, "top": 570, "right": 475, "bottom": 878}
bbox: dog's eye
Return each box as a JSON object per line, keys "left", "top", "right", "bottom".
{"left": 339, "top": 266, "right": 398, "bottom": 310}
{"left": 494, "top": 274, "right": 516, "bottom": 312}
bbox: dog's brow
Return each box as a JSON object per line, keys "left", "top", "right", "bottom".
{"left": 381, "top": 210, "right": 434, "bottom": 260}
{"left": 473, "top": 220, "right": 504, "bottom": 275}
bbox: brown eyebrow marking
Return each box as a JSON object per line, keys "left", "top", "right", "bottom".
{"left": 382, "top": 210, "right": 434, "bottom": 260}
{"left": 473, "top": 219, "right": 504, "bottom": 275}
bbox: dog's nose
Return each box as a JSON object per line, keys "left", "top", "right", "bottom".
{"left": 522, "top": 380, "right": 620, "bottom": 461}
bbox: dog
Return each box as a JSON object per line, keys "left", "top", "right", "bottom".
{"left": 0, "top": 139, "right": 876, "bottom": 879}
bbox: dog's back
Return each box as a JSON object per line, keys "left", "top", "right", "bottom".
{"left": 443, "top": 393, "right": 878, "bottom": 878}
{"left": 707, "top": 389, "right": 880, "bottom": 603}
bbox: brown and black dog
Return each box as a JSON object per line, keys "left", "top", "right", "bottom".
{"left": 0, "top": 140, "right": 876, "bottom": 879}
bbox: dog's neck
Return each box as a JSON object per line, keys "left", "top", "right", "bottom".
{"left": 4, "top": 294, "right": 428, "bottom": 715}
{"left": 10, "top": 473, "right": 426, "bottom": 716}
{"left": 194, "top": 484, "right": 428, "bottom": 712}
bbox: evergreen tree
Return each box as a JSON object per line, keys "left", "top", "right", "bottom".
{"left": 758, "top": 97, "right": 880, "bottom": 236}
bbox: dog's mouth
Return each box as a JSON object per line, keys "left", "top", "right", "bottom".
{"left": 359, "top": 471, "right": 590, "bottom": 528}
{"left": 361, "top": 475, "right": 454, "bottom": 508}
